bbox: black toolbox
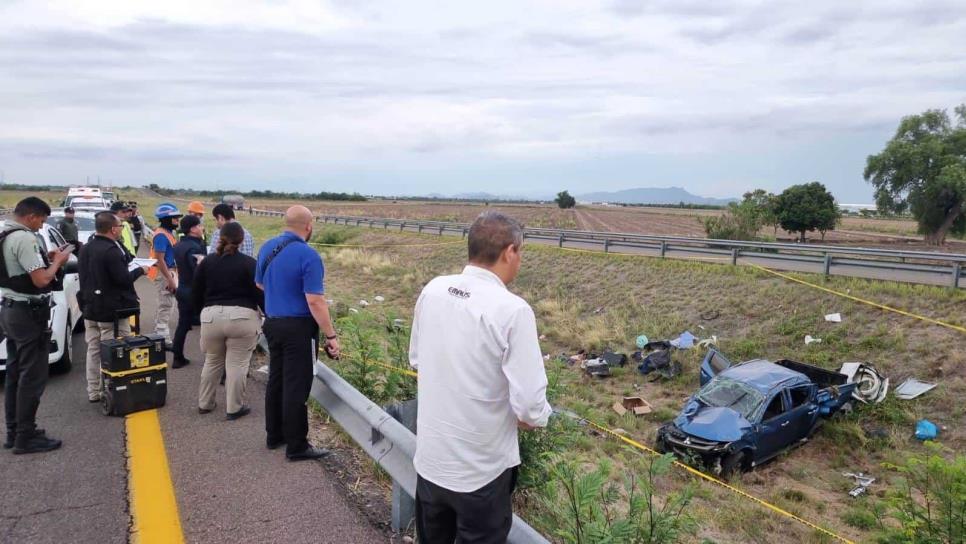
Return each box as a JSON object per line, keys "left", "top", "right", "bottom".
{"left": 100, "top": 312, "right": 167, "bottom": 417}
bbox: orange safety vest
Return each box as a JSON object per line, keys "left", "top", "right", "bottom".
{"left": 147, "top": 227, "right": 177, "bottom": 281}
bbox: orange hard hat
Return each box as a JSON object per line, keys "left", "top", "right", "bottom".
{"left": 187, "top": 201, "right": 205, "bottom": 214}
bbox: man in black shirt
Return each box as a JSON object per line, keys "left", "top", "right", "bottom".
{"left": 78, "top": 211, "right": 149, "bottom": 403}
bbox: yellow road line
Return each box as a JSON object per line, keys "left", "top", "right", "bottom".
{"left": 750, "top": 263, "right": 966, "bottom": 335}
{"left": 126, "top": 410, "right": 185, "bottom": 544}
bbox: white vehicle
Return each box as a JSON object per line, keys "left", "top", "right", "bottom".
{"left": 0, "top": 223, "right": 82, "bottom": 375}
{"left": 46, "top": 209, "right": 97, "bottom": 244}
{"left": 67, "top": 197, "right": 110, "bottom": 211}
{"left": 63, "top": 187, "right": 103, "bottom": 207}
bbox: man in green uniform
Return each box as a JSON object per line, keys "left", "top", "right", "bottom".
{"left": 1, "top": 197, "right": 74, "bottom": 454}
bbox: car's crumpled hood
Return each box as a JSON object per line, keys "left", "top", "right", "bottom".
{"left": 674, "top": 399, "right": 752, "bottom": 443}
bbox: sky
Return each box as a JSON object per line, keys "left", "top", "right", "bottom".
{"left": 1, "top": 1, "right": 965, "bottom": 202}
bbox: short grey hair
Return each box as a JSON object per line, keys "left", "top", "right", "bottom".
{"left": 467, "top": 212, "right": 523, "bottom": 265}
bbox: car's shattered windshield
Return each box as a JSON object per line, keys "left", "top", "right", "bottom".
{"left": 696, "top": 377, "right": 765, "bottom": 420}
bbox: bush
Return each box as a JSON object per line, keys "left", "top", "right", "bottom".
{"left": 879, "top": 442, "right": 965, "bottom": 543}
{"left": 536, "top": 453, "right": 695, "bottom": 543}
{"left": 556, "top": 190, "right": 577, "bottom": 209}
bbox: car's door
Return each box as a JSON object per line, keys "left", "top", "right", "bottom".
{"left": 785, "top": 384, "right": 818, "bottom": 441}
{"left": 45, "top": 226, "right": 81, "bottom": 327}
{"left": 755, "top": 390, "right": 800, "bottom": 460}
{"left": 700, "top": 349, "right": 733, "bottom": 386}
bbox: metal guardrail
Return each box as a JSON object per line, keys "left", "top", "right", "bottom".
{"left": 309, "top": 360, "right": 550, "bottom": 543}
{"left": 304, "top": 213, "right": 964, "bottom": 288}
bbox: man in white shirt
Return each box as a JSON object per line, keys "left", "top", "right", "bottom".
{"left": 409, "top": 211, "right": 552, "bottom": 544}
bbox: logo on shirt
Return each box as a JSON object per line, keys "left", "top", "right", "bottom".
{"left": 447, "top": 286, "right": 471, "bottom": 299}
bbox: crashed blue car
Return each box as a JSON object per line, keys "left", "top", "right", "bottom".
{"left": 656, "top": 349, "right": 855, "bottom": 477}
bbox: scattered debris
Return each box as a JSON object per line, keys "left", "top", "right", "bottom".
{"left": 843, "top": 472, "right": 876, "bottom": 498}
{"left": 538, "top": 334, "right": 547, "bottom": 340}
{"left": 611, "top": 428, "right": 629, "bottom": 435}
{"left": 373, "top": 295, "right": 385, "bottom": 303}
{"left": 592, "top": 306, "right": 604, "bottom": 315}
{"left": 359, "top": 299, "right": 370, "bottom": 307}
{"left": 862, "top": 426, "right": 889, "bottom": 441}
{"left": 635, "top": 341, "right": 682, "bottom": 379}
{"left": 700, "top": 309, "right": 720, "bottom": 321}
{"left": 602, "top": 350, "right": 627, "bottom": 367}
{"left": 670, "top": 331, "right": 696, "bottom": 349}
{"left": 635, "top": 334, "right": 649, "bottom": 349}
{"left": 824, "top": 313, "right": 843, "bottom": 323}
{"left": 895, "top": 378, "right": 937, "bottom": 400}
{"left": 390, "top": 318, "right": 406, "bottom": 331}
{"left": 612, "top": 396, "right": 653, "bottom": 416}
{"left": 804, "top": 335, "right": 823, "bottom": 345}
{"left": 914, "top": 419, "right": 939, "bottom": 441}
{"left": 543, "top": 354, "right": 550, "bottom": 361}
{"left": 839, "top": 363, "right": 889, "bottom": 404}
{"left": 697, "top": 335, "right": 718, "bottom": 349}
{"left": 583, "top": 357, "right": 611, "bottom": 377}
{"left": 349, "top": 308, "right": 360, "bottom": 314}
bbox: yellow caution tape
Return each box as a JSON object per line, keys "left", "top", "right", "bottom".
{"left": 750, "top": 264, "right": 966, "bottom": 335}
{"left": 327, "top": 351, "right": 854, "bottom": 543}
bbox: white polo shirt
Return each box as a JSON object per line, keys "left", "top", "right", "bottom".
{"left": 410, "top": 265, "right": 552, "bottom": 493}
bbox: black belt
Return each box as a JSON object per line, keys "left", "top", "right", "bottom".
{"left": 1, "top": 297, "right": 51, "bottom": 309}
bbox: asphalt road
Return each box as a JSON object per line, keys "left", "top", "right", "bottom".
{"left": 1, "top": 266, "right": 385, "bottom": 543}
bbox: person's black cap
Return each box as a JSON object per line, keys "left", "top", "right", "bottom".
{"left": 110, "top": 201, "right": 132, "bottom": 212}
{"left": 179, "top": 214, "right": 202, "bottom": 234}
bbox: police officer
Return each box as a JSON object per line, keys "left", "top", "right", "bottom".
{"left": 110, "top": 201, "right": 137, "bottom": 257}
{"left": 255, "top": 205, "right": 338, "bottom": 461}
{"left": 1, "top": 197, "right": 74, "bottom": 454}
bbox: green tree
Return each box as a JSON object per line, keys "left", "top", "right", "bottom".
{"left": 775, "top": 182, "right": 839, "bottom": 242}
{"left": 864, "top": 105, "right": 966, "bottom": 245}
{"left": 700, "top": 189, "right": 777, "bottom": 240}
{"left": 556, "top": 190, "right": 577, "bottom": 209}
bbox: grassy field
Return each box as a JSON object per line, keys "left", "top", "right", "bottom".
{"left": 200, "top": 209, "right": 963, "bottom": 543}
{"left": 4, "top": 187, "right": 964, "bottom": 541}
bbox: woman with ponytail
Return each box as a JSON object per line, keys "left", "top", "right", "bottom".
{"left": 192, "top": 221, "right": 264, "bottom": 420}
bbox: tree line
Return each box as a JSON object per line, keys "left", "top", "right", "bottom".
{"left": 147, "top": 184, "right": 367, "bottom": 202}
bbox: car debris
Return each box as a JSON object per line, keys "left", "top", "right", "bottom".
{"left": 804, "top": 335, "right": 822, "bottom": 345}
{"left": 839, "top": 363, "right": 889, "bottom": 404}
{"left": 582, "top": 357, "right": 611, "bottom": 377}
{"left": 359, "top": 299, "right": 370, "bottom": 307}
{"left": 843, "top": 472, "right": 876, "bottom": 497}
{"left": 374, "top": 295, "right": 385, "bottom": 303}
{"left": 895, "top": 378, "right": 937, "bottom": 400}
{"left": 824, "top": 313, "right": 843, "bottom": 323}
{"left": 602, "top": 350, "right": 627, "bottom": 367}
{"left": 656, "top": 349, "right": 857, "bottom": 477}
{"left": 697, "top": 335, "right": 718, "bottom": 349}
{"left": 635, "top": 341, "right": 682, "bottom": 379}
{"left": 700, "top": 309, "right": 720, "bottom": 321}
{"left": 613, "top": 396, "right": 653, "bottom": 416}
{"left": 670, "top": 331, "right": 697, "bottom": 349}
{"left": 915, "top": 419, "right": 939, "bottom": 441}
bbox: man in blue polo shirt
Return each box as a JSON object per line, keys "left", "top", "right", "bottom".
{"left": 256, "top": 205, "right": 340, "bottom": 461}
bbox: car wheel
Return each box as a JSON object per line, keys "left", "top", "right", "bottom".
{"left": 51, "top": 317, "right": 73, "bottom": 374}
{"left": 719, "top": 450, "right": 747, "bottom": 479}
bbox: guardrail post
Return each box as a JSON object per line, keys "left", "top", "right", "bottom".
{"left": 952, "top": 262, "right": 961, "bottom": 289}
{"left": 660, "top": 240, "right": 667, "bottom": 258}
{"left": 731, "top": 248, "right": 738, "bottom": 265}
{"left": 386, "top": 400, "right": 418, "bottom": 532}
{"left": 438, "top": 226, "right": 444, "bottom": 236}
{"left": 558, "top": 233, "right": 564, "bottom": 247}
{"left": 399, "top": 222, "right": 406, "bottom": 232}
{"left": 604, "top": 239, "right": 610, "bottom": 253}
{"left": 823, "top": 254, "right": 832, "bottom": 276}
{"left": 417, "top": 224, "right": 423, "bottom": 234}
{"left": 384, "top": 221, "right": 389, "bottom": 230}
{"left": 462, "top": 228, "right": 468, "bottom": 239}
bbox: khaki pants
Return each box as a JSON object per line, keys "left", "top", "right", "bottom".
{"left": 85, "top": 319, "right": 131, "bottom": 400}
{"left": 198, "top": 306, "right": 260, "bottom": 414}
{"left": 154, "top": 276, "right": 175, "bottom": 342}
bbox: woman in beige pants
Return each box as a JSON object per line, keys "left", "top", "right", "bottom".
{"left": 192, "top": 222, "right": 264, "bottom": 420}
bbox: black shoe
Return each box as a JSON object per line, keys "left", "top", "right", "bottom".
{"left": 198, "top": 406, "right": 214, "bottom": 414}
{"left": 266, "top": 438, "right": 285, "bottom": 450}
{"left": 226, "top": 406, "right": 251, "bottom": 421}
{"left": 172, "top": 358, "right": 191, "bottom": 369}
{"left": 286, "top": 446, "right": 330, "bottom": 461}
{"left": 5, "top": 428, "right": 44, "bottom": 449}
{"left": 13, "top": 433, "right": 62, "bottom": 455}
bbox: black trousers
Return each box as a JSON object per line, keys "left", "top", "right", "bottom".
{"left": 2, "top": 302, "right": 52, "bottom": 439}
{"left": 172, "top": 287, "right": 199, "bottom": 361}
{"left": 263, "top": 316, "right": 318, "bottom": 455}
{"left": 416, "top": 467, "right": 518, "bottom": 544}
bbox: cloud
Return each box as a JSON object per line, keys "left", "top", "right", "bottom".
{"left": 0, "top": 0, "right": 963, "bottom": 201}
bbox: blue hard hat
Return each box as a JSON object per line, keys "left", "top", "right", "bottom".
{"left": 155, "top": 202, "right": 182, "bottom": 219}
